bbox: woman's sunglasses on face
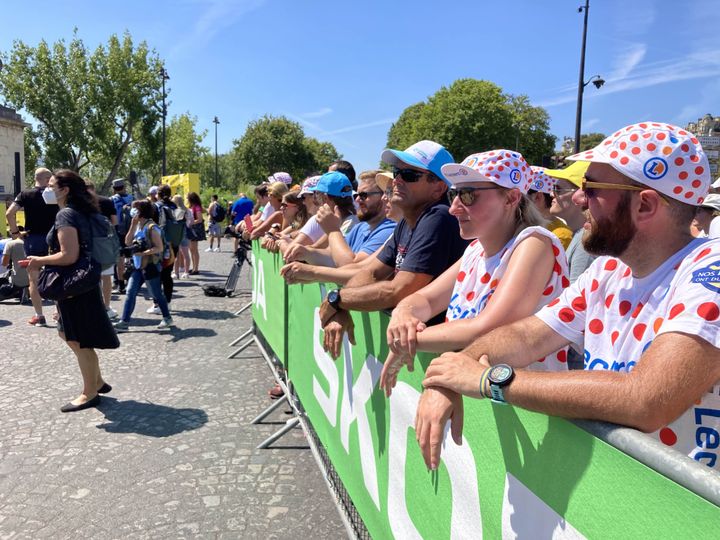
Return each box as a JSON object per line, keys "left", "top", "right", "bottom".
{"left": 448, "top": 186, "right": 501, "bottom": 206}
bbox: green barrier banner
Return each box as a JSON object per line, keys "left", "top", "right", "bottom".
{"left": 286, "top": 281, "right": 720, "bottom": 539}
{"left": 251, "top": 241, "right": 288, "bottom": 367}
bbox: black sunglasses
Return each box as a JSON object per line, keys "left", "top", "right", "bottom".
{"left": 448, "top": 186, "right": 502, "bottom": 206}
{"left": 392, "top": 168, "right": 427, "bottom": 183}
{"left": 353, "top": 191, "right": 383, "bottom": 201}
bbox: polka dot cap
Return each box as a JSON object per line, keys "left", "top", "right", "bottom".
{"left": 529, "top": 166, "right": 558, "bottom": 194}
{"left": 441, "top": 150, "right": 533, "bottom": 193}
{"left": 567, "top": 122, "right": 711, "bottom": 205}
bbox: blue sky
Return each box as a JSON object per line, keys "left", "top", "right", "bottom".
{"left": 2, "top": 0, "right": 719, "bottom": 176}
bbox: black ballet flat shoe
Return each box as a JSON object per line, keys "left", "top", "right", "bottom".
{"left": 98, "top": 383, "right": 112, "bottom": 394}
{"left": 60, "top": 394, "right": 101, "bottom": 413}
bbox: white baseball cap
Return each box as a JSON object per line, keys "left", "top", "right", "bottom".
{"left": 441, "top": 150, "right": 532, "bottom": 192}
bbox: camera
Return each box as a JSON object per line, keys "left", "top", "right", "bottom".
{"left": 119, "top": 238, "right": 149, "bottom": 258}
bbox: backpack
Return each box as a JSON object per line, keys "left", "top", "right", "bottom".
{"left": 157, "top": 203, "right": 185, "bottom": 247}
{"left": 212, "top": 203, "right": 227, "bottom": 222}
{"left": 112, "top": 193, "right": 133, "bottom": 235}
{"left": 88, "top": 213, "right": 121, "bottom": 270}
{"left": 144, "top": 222, "right": 174, "bottom": 269}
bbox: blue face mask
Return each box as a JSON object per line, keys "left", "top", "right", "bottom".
{"left": 130, "top": 208, "right": 139, "bottom": 218}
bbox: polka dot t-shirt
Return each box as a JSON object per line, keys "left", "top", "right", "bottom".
{"left": 446, "top": 226, "right": 571, "bottom": 371}
{"left": 536, "top": 237, "right": 720, "bottom": 469}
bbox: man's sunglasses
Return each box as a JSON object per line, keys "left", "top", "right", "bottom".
{"left": 448, "top": 186, "right": 502, "bottom": 206}
{"left": 581, "top": 180, "right": 669, "bottom": 206}
{"left": 353, "top": 191, "right": 383, "bottom": 201}
{"left": 392, "top": 168, "right": 428, "bottom": 183}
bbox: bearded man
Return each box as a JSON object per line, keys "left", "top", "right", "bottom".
{"left": 413, "top": 122, "right": 720, "bottom": 474}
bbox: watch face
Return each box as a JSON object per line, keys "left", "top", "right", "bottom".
{"left": 328, "top": 290, "right": 339, "bottom": 304}
{"left": 489, "top": 365, "right": 512, "bottom": 384}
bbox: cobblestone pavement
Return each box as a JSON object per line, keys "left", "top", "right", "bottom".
{"left": 0, "top": 241, "right": 348, "bottom": 539}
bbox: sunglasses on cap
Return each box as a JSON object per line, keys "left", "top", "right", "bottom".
{"left": 581, "top": 180, "right": 669, "bottom": 206}
{"left": 353, "top": 190, "right": 383, "bottom": 201}
{"left": 448, "top": 186, "right": 502, "bottom": 206}
{"left": 392, "top": 168, "right": 428, "bottom": 183}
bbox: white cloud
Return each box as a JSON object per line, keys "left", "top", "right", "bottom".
{"left": 300, "top": 107, "right": 333, "bottom": 119}
{"left": 537, "top": 48, "right": 720, "bottom": 108}
{"left": 610, "top": 43, "right": 646, "bottom": 80}
{"left": 327, "top": 118, "right": 395, "bottom": 135}
{"left": 169, "top": 0, "right": 268, "bottom": 58}
{"left": 674, "top": 78, "right": 720, "bottom": 126}
{"left": 583, "top": 118, "right": 600, "bottom": 130}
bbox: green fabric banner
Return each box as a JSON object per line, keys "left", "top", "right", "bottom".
{"left": 282, "top": 280, "right": 720, "bottom": 539}
{"left": 251, "top": 241, "right": 288, "bottom": 367}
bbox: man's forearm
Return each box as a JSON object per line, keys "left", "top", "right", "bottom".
{"left": 462, "top": 316, "right": 569, "bottom": 368}
{"left": 503, "top": 370, "right": 657, "bottom": 432}
{"left": 338, "top": 280, "right": 405, "bottom": 312}
{"left": 327, "top": 231, "right": 355, "bottom": 267}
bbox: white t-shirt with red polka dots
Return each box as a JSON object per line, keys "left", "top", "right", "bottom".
{"left": 446, "top": 226, "right": 571, "bottom": 371}
{"left": 536, "top": 237, "right": 720, "bottom": 470}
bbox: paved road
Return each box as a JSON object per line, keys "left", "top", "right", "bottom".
{"left": 0, "top": 241, "right": 348, "bottom": 539}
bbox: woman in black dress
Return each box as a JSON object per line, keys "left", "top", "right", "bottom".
{"left": 27, "top": 170, "right": 120, "bottom": 412}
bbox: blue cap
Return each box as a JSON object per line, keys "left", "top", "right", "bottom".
{"left": 381, "top": 140, "right": 455, "bottom": 184}
{"left": 313, "top": 171, "right": 353, "bottom": 198}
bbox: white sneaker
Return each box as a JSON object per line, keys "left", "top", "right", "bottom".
{"left": 213, "top": 247, "right": 220, "bottom": 252}
{"left": 146, "top": 305, "right": 162, "bottom": 315}
{"left": 171, "top": 272, "right": 179, "bottom": 279}
{"left": 106, "top": 307, "right": 119, "bottom": 320}
{"left": 205, "top": 247, "right": 213, "bottom": 252}
{"left": 180, "top": 272, "right": 189, "bottom": 279}
{"left": 158, "top": 317, "right": 175, "bottom": 329}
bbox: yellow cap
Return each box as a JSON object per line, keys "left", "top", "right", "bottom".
{"left": 543, "top": 161, "right": 590, "bottom": 189}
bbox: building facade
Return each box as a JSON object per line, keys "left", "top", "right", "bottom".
{"left": 0, "top": 105, "right": 28, "bottom": 202}
{"left": 686, "top": 114, "right": 720, "bottom": 177}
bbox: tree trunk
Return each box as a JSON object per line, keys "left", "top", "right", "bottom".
{"left": 102, "top": 121, "right": 135, "bottom": 192}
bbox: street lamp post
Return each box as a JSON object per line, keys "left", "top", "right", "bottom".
{"left": 573, "top": 0, "right": 604, "bottom": 153}
{"left": 213, "top": 116, "right": 220, "bottom": 186}
{"left": 160, "top": 67, "right": 170, "bottom": 177}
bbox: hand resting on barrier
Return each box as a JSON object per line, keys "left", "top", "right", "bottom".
{"left": 322, "top": 310, "right": 356, "bottom": 359}
{"left": 415, "top": 385, "right": 464, "bottom": 471}
{"left": 387, "top": 305, "right": 427, "bottom": 358}
{"left": 379, "top": 350, "right": 415, "bottom": 397}
{"left": 414, "top": 352, "right": 488, "bottom": 469}
{"left": 280, "top": 261, "right": 315, "bottom": 284}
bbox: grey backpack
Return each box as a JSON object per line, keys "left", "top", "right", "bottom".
{"left": 87, "top": 213, "right": 120, "bottom": 270}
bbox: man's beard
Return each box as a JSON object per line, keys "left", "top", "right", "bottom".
{"left": 358, "top": 205, "right": 379, "bottom": 222}
{"left": 582, "top": 193, "right": 637, "bottom": 257}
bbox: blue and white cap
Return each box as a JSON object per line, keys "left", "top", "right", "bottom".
{"left": 381, "top": 140, "right": 454, "bottom": 184}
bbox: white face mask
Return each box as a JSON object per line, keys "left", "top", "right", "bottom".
{"left": 130, "top": 208, "right": 139, "bottom": 218}
{"left": 42, "top": 187, "right": 58, "bottom": 205}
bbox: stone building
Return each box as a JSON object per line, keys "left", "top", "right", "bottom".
{"left": 686, "top": 114, "right": 720, "bottom": 177}
{"left": 0, "top": 105, "right": 28, "bottom": 203}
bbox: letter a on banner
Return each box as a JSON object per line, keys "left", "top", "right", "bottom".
{"left": 252, "top": 254, "right": 267, "bottom": 320}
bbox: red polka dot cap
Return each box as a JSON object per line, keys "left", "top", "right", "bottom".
{"left": 441, "top": 150, "right": 532, "bottom": 193}
{"left": 529, "top": 166, "right": 558, "bottom": 194}
{"left": 567, "top": 122, "right": 711, "bottom": 205}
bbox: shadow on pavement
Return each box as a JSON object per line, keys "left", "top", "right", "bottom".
{"left": 96, "top": 397, "right": 208, "bottom": 437}
{"left": 0, "top": 319, "right": 11, "bottom": 328}
{"left": 175, "top": 308, "right": 236, "bottom": 320}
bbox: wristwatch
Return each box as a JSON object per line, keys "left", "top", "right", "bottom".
{"left": 487, "top": 364, "right": 515, "bottom": 404}
{"left": 327, "top": 288, "right": 342, "bottom": 310}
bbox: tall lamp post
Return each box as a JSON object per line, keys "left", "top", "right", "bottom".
{"left": 160, "top": 66, "right": 170, "bottom": 177}
{"left": 213, "top": 116, "right": 220, "bottom": 186}
{"left": 573, "top": 0, "right": 604, "bottom": 153}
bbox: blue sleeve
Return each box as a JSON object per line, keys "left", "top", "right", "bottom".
{"left": 377, "top": 225, "right": 401, "bottom": 268}
{"left": 359, "top": 223, "right": 395, "bottom": 255}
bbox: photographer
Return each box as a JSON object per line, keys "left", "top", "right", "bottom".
{"left": 113, "top": 200, "right": 174, "bottom": 331}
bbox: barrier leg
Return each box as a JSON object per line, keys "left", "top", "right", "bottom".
{"left": 234, "top": 302, "right": 252, "bottom": 316}
{"left": 251, "top": 394, "right": 288, "bottom": 424}
{"left": 228, "top": 327, "right": 253, "bottom": 347}
{"left": 256, "top": 417, "right": 300, "bottom": 450}
{"left": 227, "top": 338, "right": 255, "bottom": 359}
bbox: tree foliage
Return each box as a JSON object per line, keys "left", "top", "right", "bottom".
{"left": 579, "top": 132, "right": 607, "bottom": 152}
{"left": 165, "top": 113, "right": 209, "bottom": 177}
{"left": 386, "top": 79, "right": 556, "bottom": 166}
{"left": 0, "top": 30, "right": 163, "bottom": 191}
{"left": 231, "top": 115, "right": 340, "bottom": 185}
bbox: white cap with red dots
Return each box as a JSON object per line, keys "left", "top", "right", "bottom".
{"left": 529, "top": 166, "right": 558, "bottom": 194}
{"left": 567, "top": 122, "right": 711, "bottom": 205}
{"left": 441, "top": 150, "right": 532, "bottom": 193}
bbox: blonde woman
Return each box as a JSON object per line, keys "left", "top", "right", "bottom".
{"left": 172, "top": 194, "right": 193, "bottom": 278}
{"left": 381, "top": 150, "right": 570, "bottom": 395}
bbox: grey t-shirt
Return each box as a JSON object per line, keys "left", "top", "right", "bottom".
{"left": 566, "top": 228, "right": 596, "bottom": 284}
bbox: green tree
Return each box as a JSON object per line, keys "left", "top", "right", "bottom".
{"left": 164, "top": 113, "right": 209, "bottom": 177}
{"left": 231, "top": 115, "right": 340, "bottom": 184}
{"left": 23, "top": 126, "right": 41, "bottom": 185}
{"left": 386, "top": 79, "right": 556, "bottom": 165}
{"left": 579, "top": 132, "right": 606, "bottom": 152}
{"left": 0, "top": 31, "right": 164, "bottom": 191}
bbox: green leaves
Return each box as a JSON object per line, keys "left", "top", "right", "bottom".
{"left": 0, "top": 31, "right": 163, "bottom": 191}
{"left": 386, "top": 79, "right": 556, "bottom": 166}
